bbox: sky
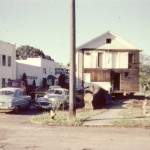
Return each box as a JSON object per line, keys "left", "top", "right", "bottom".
{"left": 0, "top": 0, "right": 150, "bottom": 65}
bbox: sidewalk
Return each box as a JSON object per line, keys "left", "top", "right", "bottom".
{"left": 83, "top": 98, "right": 150, "bottom": 126}
{"left": 83, "top": 104, "right": 124, "bottom": 126}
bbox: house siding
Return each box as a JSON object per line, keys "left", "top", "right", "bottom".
{"left": 83, "top": 50, "right": 129, "bottom": 69}
{"left": 16, "top": 58, "right": 67, "bottom": 87}
{"left": 120, "top": 69, "right": 139, "bottom": 91}
{"left": 128, "top": 52, "right": 140, "bottom": 69}
{"left": 83, "top": 68, "right": 139, "bottom": 92}
{"left": 0, "top": 41, "right": 16, "bottom": 88}
{"left": 76, "top": 31, "right": 142, "bottom": 93}
{"left": 84, "top": 69, "right": 111, "bottom": 82}
{"left": 76, "top": 50, "right": 140, "bottom": 92}
{"left": 76, "top": 50, "right": 84, "bottom": 89}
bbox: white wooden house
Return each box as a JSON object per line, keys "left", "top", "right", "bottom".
{"left": 0, "top": 40, "right": 16, "bottom": 88}
{"left": 76, "top": 31, "right": 142, "bottom": 95}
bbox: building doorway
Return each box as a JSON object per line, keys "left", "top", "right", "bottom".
{"left": 111, "top": 72, "right": 120, "bottom": 91}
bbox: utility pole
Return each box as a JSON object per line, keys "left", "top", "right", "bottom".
{"left": 69, "top": 0, "right": 76, "bottom": 119}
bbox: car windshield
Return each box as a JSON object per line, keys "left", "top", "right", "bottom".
{"left": 12, "top": 82, "right": 22, "bottom": 87}
{"left": 0, "top": 90, "right": 14, "bottom": 96}
{"left": 8, "top": 81, "right": 22, "bottom": 87}
{"left": 47, "top": 90, "right": 62, "bottom": 95}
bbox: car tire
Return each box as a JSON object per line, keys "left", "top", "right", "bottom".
{"left": 14, "top": 106, "right": 20, "bottom": 114}
{"left": 25, "top": 103, "right": 31, "bottom": 110}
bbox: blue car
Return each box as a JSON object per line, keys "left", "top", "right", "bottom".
{"left": 0, "top": 87, "right": 31, "bottom": 113}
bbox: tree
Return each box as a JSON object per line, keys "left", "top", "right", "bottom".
{"left": 58, "top": 73, "right": 66, "bottom": 88}
{"left": 22, "top": 73, "right": 27, "bottom": 81}
{"left": 45, "top": 55, "right": 52, "bottom": 60}
{"left": 16, "top": 45, "right": 53, "bottom": 61}
{"left": 58, "top": 73, "right": 69, "bottom": 89}
{"left": 140, "top": 54, "right": 150, "bottom": 86}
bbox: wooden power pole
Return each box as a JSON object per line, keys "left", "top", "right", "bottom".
{"left": 69, "top": 0, "right": 76, "bottom": 119}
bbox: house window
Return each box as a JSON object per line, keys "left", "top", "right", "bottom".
{"left": 129, "top": 54, "right": 135, "bottom": 63}
{"left": 55, "top": 68, "right": 57, "bottom": 75}
{"left": 106, "top": 38, "right": 111, "bottom": 44}
{"left": 43, "top": 68, "right": 46, "bottom": 74}
{"left": 98, "top": 53, "right": 103, "bottom": 68}
{"left": 55, "top": 68, "right": 61, "bottom": 75}
{"left": 2, "top": 78, "right": 6, "bottom": 87}
{"left": 8, "top": 56, "right": 11, "bottom": 67}
{"left": 84, "top": 52, "right": 92, "bottom": 68}
{"left": 2, "top": 55, "right": 6, "bottom": 66}
{"left": 112, "top": 52, "right": 118, "bottom": 68}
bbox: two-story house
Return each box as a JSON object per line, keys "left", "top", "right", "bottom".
{"left": 76, "top": 31, "right": 142, "bottom": 96}
{"left": 0, "top": 40, "right": 16, "bottom": 88}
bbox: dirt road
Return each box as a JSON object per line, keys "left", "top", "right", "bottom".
{"left": 0, "top": 108, "right": 150, "bottom": 150}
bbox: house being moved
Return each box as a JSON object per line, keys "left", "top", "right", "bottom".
{"left": 76, "top": 31, "right": 142, "bottom": 96}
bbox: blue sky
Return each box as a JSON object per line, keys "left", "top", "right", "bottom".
{"left": 0, "top": 0, "right": 150, "bottom": 65}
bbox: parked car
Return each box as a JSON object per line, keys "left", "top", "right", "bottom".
{"left": 35, "top": 88, "right": 69, "bottom": 110}
{"left": 0, "top": 87, "right": 31, "bottom": 113}
{"left": 7, "top": 79, "right": 26, "bottom": 92}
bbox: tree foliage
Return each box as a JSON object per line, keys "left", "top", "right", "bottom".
{"left": 140, "top": 54, "right": 150, "bottom": 86}
{"left": 16, "top": 45, "right": 53, "bottom": 61}
{"left": 58, "top": 73, "right": 69, "bottom": 89}
{"left": 22, "top": 73, "right": 27, "bottom": 81}
{"left": 45, "top": 55, "right": 52, "bottom": 60}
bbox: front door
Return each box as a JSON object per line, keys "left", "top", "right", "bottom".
{"left": 111, "top": 72, "right": 120, "bottom": 91}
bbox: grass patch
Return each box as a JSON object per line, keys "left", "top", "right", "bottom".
{"left": 112, "top": 119, "right": 150, "bottom": 128}
{"left": 31, "top": 109, "right": 106, "bottom": 126}
{"left": 111, "top": 99, "right": 150, "bottom": 127}
{"left": 120, "top": 100, "right": 150, "bottom": 117}
{"left": 120, "top": 106, "right": 143, "bottom": 118}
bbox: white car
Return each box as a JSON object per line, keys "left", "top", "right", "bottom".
{"left": 0, "top": 87, "right": 31, "bottom": 113}
{"left": 35, "top": 88, "right": 69, "bottom": 110}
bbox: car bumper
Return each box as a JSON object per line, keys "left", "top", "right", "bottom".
{"left": 34, "top": 103, "right": 52, "bottom": 110}
{"left": 0, "top": 106, "right": 15, "bottom": 112}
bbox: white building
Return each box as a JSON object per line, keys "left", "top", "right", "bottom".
{"left": 16, "top": 58, "right": 67, "bottom": 87}
{"left": 76, "top": 31, "right": 142, "bottom": 94}
{"left": 0, "top": 40, "right": 16, "bottom": 88}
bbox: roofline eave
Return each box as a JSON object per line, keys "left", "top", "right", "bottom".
{"left": 77, "top": 48, "right": 142, "bottom": 52}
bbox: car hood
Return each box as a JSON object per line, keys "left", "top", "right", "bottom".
{"left": 37, "top": 95, "right": 61, "bottom": 103}
{"left": 37, "top": 97, "right": 52, "bottom": 102}
{"left": 44, "top": 94, "right": 62, "bottom": 99}
{"left": 0, "top": 95, "right": 13, "bottom": 103}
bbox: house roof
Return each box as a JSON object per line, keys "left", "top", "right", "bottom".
{"left": 77, "top": 31, "right": 142, "bottom": 51}
{"left": 0, "top": 39, "right": 15, "bottom": 46}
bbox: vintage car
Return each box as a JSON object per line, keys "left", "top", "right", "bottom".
{"left": 0, "top": 87, "right": 31, "bottom": 113}
{"left": 35, "top": 88, "right": 69, "bottom": 110}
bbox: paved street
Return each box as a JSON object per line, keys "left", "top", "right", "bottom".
{"left": 0, "top": 106, "right": 150, "bottom": 150}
